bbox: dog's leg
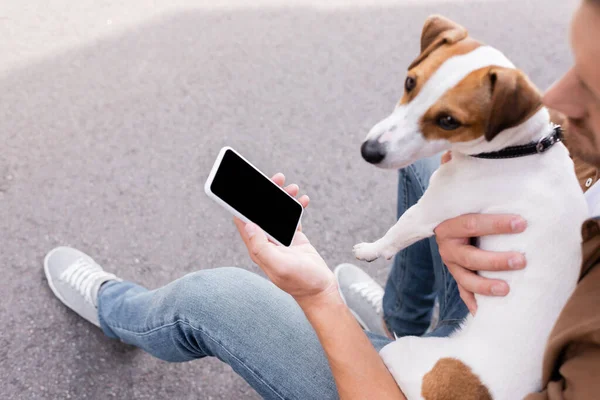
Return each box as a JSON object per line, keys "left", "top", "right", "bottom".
{"left": 353, "top": 165, "right": 466, "bottom": 262}
{"left": 353, "top": 200, "right": 439, "bottom": 262}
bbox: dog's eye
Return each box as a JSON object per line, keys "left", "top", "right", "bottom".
{"left": 437, "top": 115, "right": 461, "bottom": 130}
{"left": 405, "top": 76, "right": 416, "bottom": 93}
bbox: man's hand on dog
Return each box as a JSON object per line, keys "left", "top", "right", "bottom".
{"left": 234, "top": 173, "right": 338, "bottom": 305}
{"left": 435, "top": 152, "right": 528, "bottom": 315}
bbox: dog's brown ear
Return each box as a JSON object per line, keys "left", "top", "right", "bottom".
{"left": 485, "top": 67, "right": 543, "bottom": 141}
{"left": 409, "top": 15, "right": 468, "bottom": 70}
{"left": 420, "top": 15, "right": 467, "bottom": 52}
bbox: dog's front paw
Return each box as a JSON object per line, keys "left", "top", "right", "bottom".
{"left": 353, "top": 242, "right": 382, "bottom": 262}
{"left": 381, "top": 247, "right": 398, "bottom": 261}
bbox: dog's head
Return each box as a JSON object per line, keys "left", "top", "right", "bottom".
{"left": 362, "top": 16, "right": 544, "bottom": 169}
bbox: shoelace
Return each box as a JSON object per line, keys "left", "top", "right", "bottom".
{"left": 349, "top": 281, "right": 384, "bottom": 314}
{"left": 59, "top": 258, "right": 117, "bottom": 306}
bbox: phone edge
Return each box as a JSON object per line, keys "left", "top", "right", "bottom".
{"left": 204, "top": 146, "right": 303, "bottom": 247}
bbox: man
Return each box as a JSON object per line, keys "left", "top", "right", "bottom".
{"left": 337, "top": 1, "right": 600, "bottom": 397}
{"left": 44, "top": 0, "right": 599, "bottom": 398}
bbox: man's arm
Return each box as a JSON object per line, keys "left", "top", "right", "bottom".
{"left": 297, "top": 288, "right": 406, "bottom": 400}
{"left": 234, "top": 174, "right": 405, "bottom": 399}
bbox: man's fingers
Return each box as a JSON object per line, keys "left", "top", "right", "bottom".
{"left": 279, "top": 179, "right": 310, "bottom": 210}
{"left": 435, "top": 214, "right": 527, "bottom": 239}
{"left": 284, "top": 184, "right": 310, "bottom": 210}
{"left": 298, "top": 195, "right": 310, "bottom": 209}
{"left": 295, "top": 195, "right": 309, "bottom": 232}
{"left": 454, "top": 245, "right": 526, "bottom": 271}
{"left": 291, "top": 230, "right": 310, "bottom": 246}
{"left": 446, "top": 262, "right": 510, "bottom": 297}
{"left": 457, "top": 283, "right": 478, "bottom": 315}
{"left": 284, "top": 184, "right": 299, "bottom": 198}
{"left": 285, "top": 188, "right": 309, "bottom": 233}
{"left": 271, "top": 173, "right": 285, "bottom": 187}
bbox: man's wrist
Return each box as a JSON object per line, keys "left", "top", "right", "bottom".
{"left": 294, "top": 282, "right": 345, "bottom": 314}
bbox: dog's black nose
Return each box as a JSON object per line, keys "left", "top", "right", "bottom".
{"left": 361, "top": 140, "right": 386, "bottom": 164}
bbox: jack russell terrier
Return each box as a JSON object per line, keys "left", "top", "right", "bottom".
{"left": 353, "top": 15, "right": 588, "bottom": 400}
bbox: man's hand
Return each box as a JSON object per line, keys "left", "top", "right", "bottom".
{"left": 234, "top": 173, "right": 337, "bottom": 303}
{"left": 435, "top": 152, "right": 528, "bottom": 315}
{"left": 435, "top": 214, "right": 528, "bottom": 314}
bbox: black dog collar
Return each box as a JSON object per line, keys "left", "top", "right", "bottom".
{"left": 472, "top": 126, "right": 564, "bottom": 160}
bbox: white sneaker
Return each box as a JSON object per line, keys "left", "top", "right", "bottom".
{"left": 44, "top": 246, "right": 121, "bottom": 327}
{"left": 334, "top": 263, "right": 389, "bottom": 337}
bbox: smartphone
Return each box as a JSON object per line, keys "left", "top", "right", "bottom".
{"left": 204, "top": 147, "right": 304, "bottom": 247}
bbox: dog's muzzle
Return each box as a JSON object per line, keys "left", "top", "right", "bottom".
{"left": 361, "top": 140, "right": 386, "bottom": 164}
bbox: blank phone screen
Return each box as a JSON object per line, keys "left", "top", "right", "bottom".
{"left": 211, "top": 149, "right": 303, "bottom": 246}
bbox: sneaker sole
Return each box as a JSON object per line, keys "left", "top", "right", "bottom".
{"left": 44, "top": 247, "right": 72, "bottom": 308}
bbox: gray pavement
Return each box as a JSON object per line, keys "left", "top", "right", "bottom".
{"left": 1, "top": 0, "right": 575, "bottom": 398}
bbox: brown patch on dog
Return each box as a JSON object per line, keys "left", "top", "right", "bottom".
{"left": 420, "top": 67, "right": 490, "bottom": 142}
{"left": 421, "top": 358, "right": 492, "bottom": 400}
{"left": 420, "top": 66, "right": 543, "bottom": 143}
{"left": 400, "top": 39, "right": 481, "bottom": 106}
{"left": 399, "top": 16, "right": 481, "bottom": 106}
{"left": 485, "top": 67, "right": 543, "bottom": 141}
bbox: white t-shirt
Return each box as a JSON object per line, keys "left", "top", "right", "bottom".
{"left": 585, "top": 180, "right": 600, "bottom": 217}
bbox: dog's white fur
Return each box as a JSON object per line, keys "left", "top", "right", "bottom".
{"left": 367, "top": 46, "right": 516, "bottom": 171}
{"left": 354, "top": 46, "right": 588, "bottom": 399}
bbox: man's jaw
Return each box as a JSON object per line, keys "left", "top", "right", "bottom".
{"left": 566, "top": 120, "right": 600, "bottom": 168}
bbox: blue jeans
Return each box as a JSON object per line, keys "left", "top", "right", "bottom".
{"left": 98, "top": 157, "right": 467, "bottom": 399}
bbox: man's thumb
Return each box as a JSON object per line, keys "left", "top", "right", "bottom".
{"left": 245, "top": 222, "right": 269, "bottom": 258}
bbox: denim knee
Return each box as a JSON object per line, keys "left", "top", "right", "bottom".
{"left": 166, "top": 267, "right": 256, "bottom": 296}
{"left": 155, "top": 267, "right": 295, "bottom": 334}
{"left": 160, "top": 267, "right": 266, "bottom": 316}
